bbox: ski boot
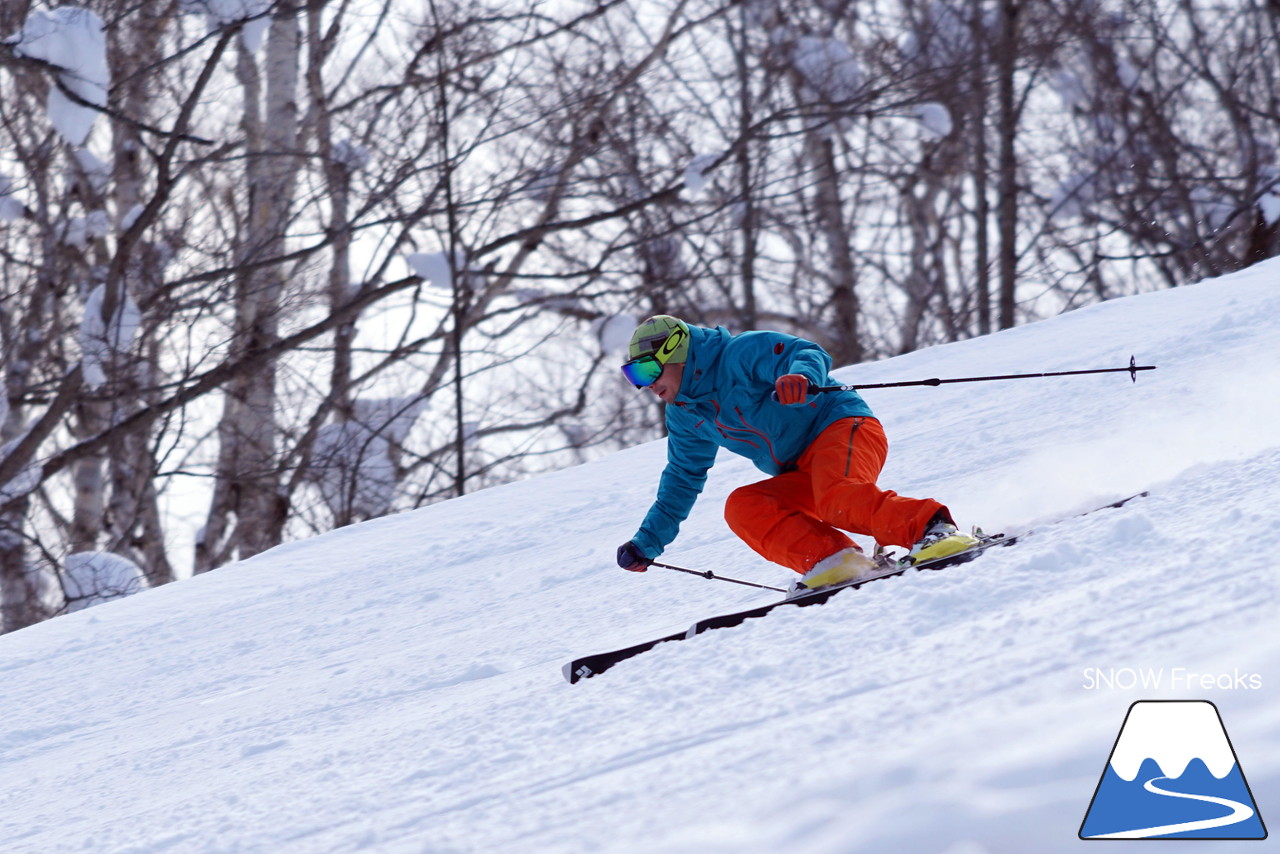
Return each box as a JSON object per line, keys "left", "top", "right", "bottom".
{"left": 789, "top": 547, "right": 876, "bottom": 596}
{"left": 907, "top": 514, "right": 980, "bottom": 565}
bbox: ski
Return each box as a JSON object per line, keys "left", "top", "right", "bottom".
{"left": 562, "top": 536, "right": 1010, "bottom": 684}
{"left": 564, "top": 491, "right": 1148, "bottom": 684}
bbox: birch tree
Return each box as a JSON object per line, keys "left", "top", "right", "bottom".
{"left": 0, "top": 0, "right": 1268, "bottom": 631}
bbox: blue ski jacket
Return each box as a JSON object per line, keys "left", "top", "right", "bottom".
{"left": 630, "top": 324, "right": 874, "bottom": 559}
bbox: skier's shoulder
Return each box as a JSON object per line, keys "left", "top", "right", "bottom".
{"left": 726, "top": 327, "right": 795, "bottom": 349}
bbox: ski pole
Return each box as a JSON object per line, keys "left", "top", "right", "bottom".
{"left": 648, "top": 560, "right": 788, "bottom": 593}
{"left": 812, "top": 355, "right": 1155, "bottom": 393}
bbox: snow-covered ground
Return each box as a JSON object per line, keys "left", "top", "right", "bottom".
{"left": 2, "top": 263, "right": 1277, "bottom": 853}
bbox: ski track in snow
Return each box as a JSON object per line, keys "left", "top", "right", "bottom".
{"left": 1, "top": 264, "right": 1278, "bottom": 852}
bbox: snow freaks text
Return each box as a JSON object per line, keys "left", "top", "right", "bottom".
{"left": 1081, "top": 668, "right": 1263, "bottom": 691}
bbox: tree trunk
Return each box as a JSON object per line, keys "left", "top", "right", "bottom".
{"left": 970, "top": 2, "right": 992, "bottom": 336}
{"left": 105, "top": 2, "right": 176, "bottom": 585}
{"left": 996, "top": 0, "right": 1020, "bottom": 330}
{"left": 810, "top": 134, "right": 861, "bottom": 365}
{"left": 734, "top": 5, "right": 758, "bottom": 329}
{"left": 198, "top": 10, "right": 301, "bottom": 571}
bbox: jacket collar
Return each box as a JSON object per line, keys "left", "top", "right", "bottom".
{"left": 676, "top": 324, "right": 731, "bottom": 403}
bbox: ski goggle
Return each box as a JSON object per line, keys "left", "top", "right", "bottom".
{"left": 621, "top": 355, "right": 664, "bottom": 388}
{"left": 621, "top": 326, "right": 688, "bottom": 388}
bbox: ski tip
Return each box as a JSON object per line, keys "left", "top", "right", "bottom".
{"left": 563, "top": 660, "right": 585, "bottom": 684}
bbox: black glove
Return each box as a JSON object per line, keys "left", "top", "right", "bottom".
{"left": 616, "top": 541, "right": 650, "bottom": 572}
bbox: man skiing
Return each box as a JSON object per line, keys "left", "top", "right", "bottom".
{"left": 615, "top": 315, "right": 978, "bottom": 591}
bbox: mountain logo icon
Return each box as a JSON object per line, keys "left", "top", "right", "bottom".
{"left": 1080, "top": 700, "right": 1267, "bottom": 840}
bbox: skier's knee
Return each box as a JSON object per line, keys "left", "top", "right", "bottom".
{"left": 724, "top": 483, "right": 767, "bottom": 530}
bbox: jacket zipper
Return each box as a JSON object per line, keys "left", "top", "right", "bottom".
{"left": 728, "top": 405, "right": 784, "bottom": 469}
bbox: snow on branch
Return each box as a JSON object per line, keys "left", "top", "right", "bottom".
{"left": 63, "top": 552, "right": 148, "bottom": 612}
{"left": 787, "top": 34, "right": 863, "bottom": 107}
{"left": 80, "top": 285, "right": 141, "bottom": 389}
{"left": 406, "top": 249, "right": 479, "bottom": 291}
{"left": 305, "top": 397, "right": 428, "bottom": 521}
{"left": 1260, "top": 192, "right": 1280, "bottom": 227}
{"left": 595, "top": 313, "right": 637, "bottom": 355}
{"left": 681, "top": 154, "right": 720, "bottom": 198}
{"left": 4, "top": 7, "right": 109, "bottom": 146}
{"left": 332, "top": 140, "right": 371, "bottom": 173}
{"left": 914, "top": 103, "right": 953, "bottom": 139}
{"left": 0, "top": 174, "right": 26, "bottom": 221}
{"left": 179, "top": 0, "right": 273, "bottom": 52}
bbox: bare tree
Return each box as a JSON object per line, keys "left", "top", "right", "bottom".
{"left": 1041, "top": 0, "right": 1280, "bottom": 292}
{"left": 0, "top": 0, "right": 1266, "bottom": 630}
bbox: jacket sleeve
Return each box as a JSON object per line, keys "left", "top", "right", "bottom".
{"left": 782, "top": 335, "right": 833, "bottom": 386}
{"left": 735, "top": 331, "right": 833, "bottom": 389}
{"left": 630, "top": 412, "right": 719, "bottom": 559}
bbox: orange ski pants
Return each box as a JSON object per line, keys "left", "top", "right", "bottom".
{"left": 723, "top": 417, "right": 946, "bottom": 574}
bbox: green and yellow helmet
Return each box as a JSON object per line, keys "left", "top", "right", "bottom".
{"left": 621, "top": 315, "right": 690, "bottom": 388}
{"left": 627, "top": 315, "right": 690, "bottom": 362}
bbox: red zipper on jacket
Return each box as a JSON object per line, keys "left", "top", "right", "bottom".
{"left": 702, "top": 400, "right": 784, "bottom": 469}
{"left": 732, "top": 406, "right": 784, "bottom": 468}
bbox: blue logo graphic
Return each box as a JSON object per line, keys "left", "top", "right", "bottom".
{"left": 1080, "top": 700, "right": 1267, "bottom": 840}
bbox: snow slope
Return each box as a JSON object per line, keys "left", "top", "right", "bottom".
{"left": 2, "top": 264, "right": 1278, "bottom": 853}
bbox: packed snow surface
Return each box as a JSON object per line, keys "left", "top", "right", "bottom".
{"left": 2, "top": 262, "right": 1278, "bottom": 852}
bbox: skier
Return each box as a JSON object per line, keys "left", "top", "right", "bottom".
{"left": 615, "top": 315, "right": 978, "bottom": 591}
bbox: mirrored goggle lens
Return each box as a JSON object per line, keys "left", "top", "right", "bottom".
{"left": 621, "top": 356, "right": 664, "bottom": 388}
